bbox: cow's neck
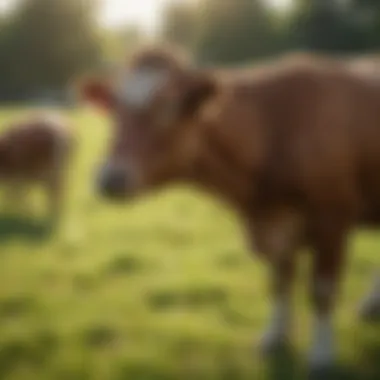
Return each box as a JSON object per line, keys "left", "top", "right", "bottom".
{"left": 190, "top": 127, "right": 256, "bottom": 213}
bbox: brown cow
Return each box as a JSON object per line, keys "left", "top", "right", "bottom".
{"left": 80, "top": 46, "right": 380, "bottom": 372}
{"left": 0, "top": 111, "right": 74, "bottom": 223}
{"left": 347, "top": 54, "right": 380, "bottom": 77}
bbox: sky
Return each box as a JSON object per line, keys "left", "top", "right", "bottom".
{"left": 101, "top": 0, "right": 175, "bottom": 32}
{"left": 100, "top": 0, "right": 291, "bottom": 32}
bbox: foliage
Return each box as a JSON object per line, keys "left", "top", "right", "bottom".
{"left": 0, "top": 0, "right": 380, "bottom": 99}
{"left": 160, "top": 0, "right": 380, "bottom": 65}
{"left": 0, "top": 0, "right": 101, "bottom": 101}
{"left": 161, "top": 2, "right": 196, "bottom": 51}
{"left": 101, "top": 25, "right": 144, "bottom": 63}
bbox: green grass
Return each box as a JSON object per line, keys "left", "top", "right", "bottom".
{"left": 0, "top": 107, "right": 379, "bottom": 379}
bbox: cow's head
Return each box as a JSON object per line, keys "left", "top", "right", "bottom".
{"left": 81, "top": 47, "right": 217, "bottom": 200}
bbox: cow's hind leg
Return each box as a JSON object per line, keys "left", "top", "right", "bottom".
{"left": 308, "top": 214, "right": 350, "bottom": 373}
{"left": 248, "top": 209, "right": 303, "bottom": 354}
{"left": 260, "top": 258, "right": 296, "bottom": 354}
{"left": 46, "top": 134, "right": 73, "bottom": 228}
{"left": 4, "top": 181, "right": 30, "bottom": 214}
{"left": 45, "top": 173, "right": 64, "bottom": 227}
{"left": 358, "top": 271, "right": 380, "bottom": 322}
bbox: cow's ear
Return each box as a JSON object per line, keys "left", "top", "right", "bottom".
{"left": 182, "top": 71, "right": 217, "bottom": 117}
{"left": 80, "top": 79, "right": 115, "bottom": 111}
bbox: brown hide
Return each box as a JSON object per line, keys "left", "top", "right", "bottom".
{"left": 191, "top": 57, "right": 380, "bottom": 226}
{"left": 0, "top": 112, "right": 74, "bottom": 220}
{"left": 0, "top": 113, "right": 74, "bottom": 181}
{"left": 83, "top": 48, "right": 380, "bottom": 368}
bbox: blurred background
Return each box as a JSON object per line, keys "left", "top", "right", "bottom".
{"left": 0, "top": 1, "right": 379, "bottom": 379}
{"left": 0, "top": 0, "right": 379, "bottom": 103}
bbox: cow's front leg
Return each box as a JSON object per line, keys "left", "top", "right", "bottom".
{"left": 358, "top": 271, "right": 380, "bottom": 321}
{"left": 260, "top": 257, "right": 295, "bottom": 353}
{"left": 308, "top": 215, "right": 349, "bottom": 372}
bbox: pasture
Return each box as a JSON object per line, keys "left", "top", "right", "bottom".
{"left": 0, "top": 107, "right": 379, "bottom": 380}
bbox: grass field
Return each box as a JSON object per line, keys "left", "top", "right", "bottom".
{"left": 0, "top": 107, "right": 380, "bottom": 380}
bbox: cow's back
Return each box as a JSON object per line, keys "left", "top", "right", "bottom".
{"left": 213, "top": 58, "right": 380, "bottom": 220}
{"left": 0, "top": 113, "right": 74, "bottom": 181}
{"left": 260, "top": 61, "right": 380, "bottom": 221}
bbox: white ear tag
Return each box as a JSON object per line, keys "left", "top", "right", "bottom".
{"left": 119, "top": 70, "right": 168, "bottom": 108}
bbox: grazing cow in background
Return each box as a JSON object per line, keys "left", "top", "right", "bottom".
{"left": 0, "top": 112, "right": 74, "bottom": 223}
{"left": 80, "top": 47, "right": 380, "bottom": 372}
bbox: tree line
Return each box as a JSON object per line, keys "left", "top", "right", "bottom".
{"left": 162, "top": 0, "right": 380, "bottom": 65}
{"left": 0, "top": 0, "right": 379, "bottom": 102}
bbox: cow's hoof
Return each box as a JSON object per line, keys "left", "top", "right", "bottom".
{"left": 259, "top": 332, "right": 290, "bottom": 356}
{"left": 358, "top": 298, "right": 380, "bottom": 323}
{"left": 307, "top": 347, "right": 335, "bottom": 378}
{"left": 307, "top": 365, "right": 335, "bottom": 380}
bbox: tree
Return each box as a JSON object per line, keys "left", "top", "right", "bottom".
{"left": 288, "top": 0, "right": 368, "bottom": 53}
{"left": 0, "top": 0, "right": 101, "bottom": 100}
{"left": 345, "top": 0, "right": 380, "bottom": 50}
{"left": 161, "top": 2, "right": 196, "bottom": 50}
{"left": 101, "top": 25, "right": 144, "bottom": 63}
{"left": 194, "top": 0, "right": 278, "bottom": 65}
